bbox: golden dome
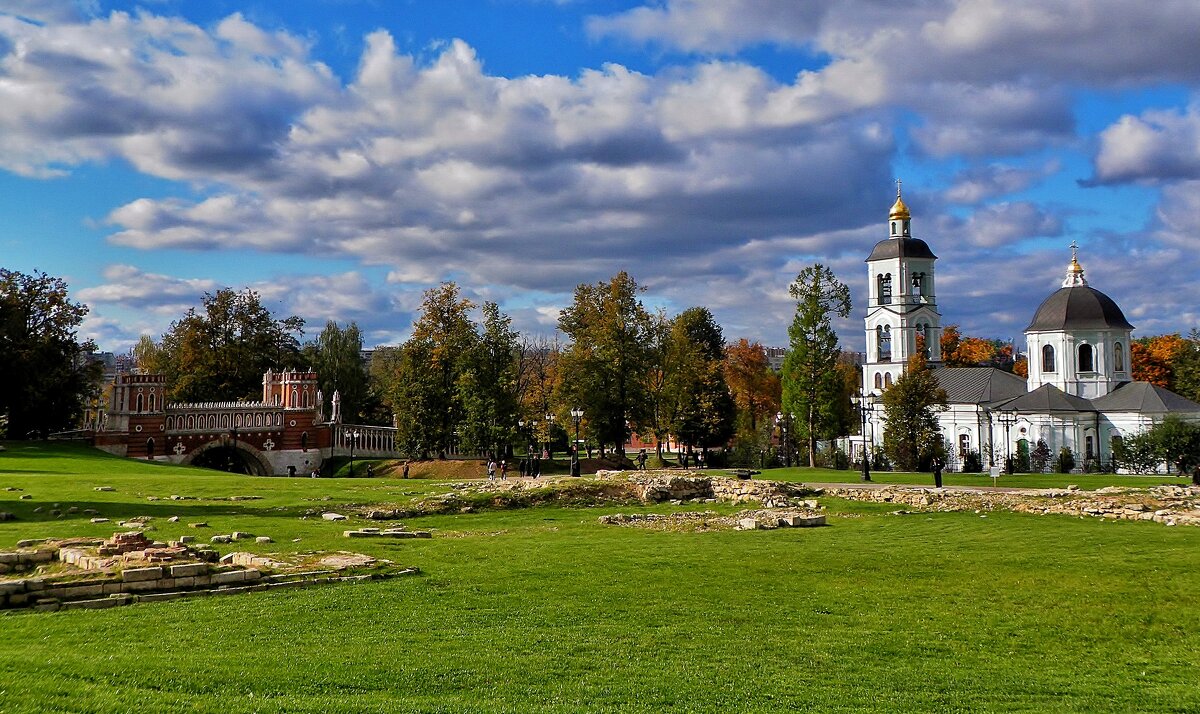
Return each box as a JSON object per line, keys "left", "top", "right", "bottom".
{"left": 889, "top": 180, "right": 910, "bottom": 220}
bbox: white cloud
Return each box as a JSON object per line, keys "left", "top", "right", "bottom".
{"left": 1092, "top": 104, "right": 1200, "bottom": 184}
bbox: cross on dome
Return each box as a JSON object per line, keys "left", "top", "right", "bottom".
{"left": 1063, "top": 240, "right": 1088, "bottom": 287}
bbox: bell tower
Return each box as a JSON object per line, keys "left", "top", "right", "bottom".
{"left": 863, "top": 182, "right": 942, "bottom": 395}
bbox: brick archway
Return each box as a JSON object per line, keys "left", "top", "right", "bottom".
{"left": 183, "top": 439, "right": 273, "bottom": 476}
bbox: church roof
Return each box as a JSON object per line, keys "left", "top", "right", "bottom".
{"left": 1025, "top": 285, "right": 1134, "bottom": 332}
{"left": 1090, "top": 381, "right": 1200, "bottom": 413}
{"left": 866, "top": 237, "right": 937, "bottom": 262}
{"left": 932, "top": 367, "right": 1027, "bottom": 404}
{"left": 991, "top": 383, "right": 1095, "bottom": 413}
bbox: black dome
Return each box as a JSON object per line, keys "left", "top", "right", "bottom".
{"left": 866, "top": 237, "right": 937, "bottom": 262}
{"left": 1025, "top": 286, "right": 1134, "bottom": 332}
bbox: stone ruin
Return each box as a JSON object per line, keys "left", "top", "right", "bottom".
{"left": 0, "top": 530, "right": 417, "bottom": 612}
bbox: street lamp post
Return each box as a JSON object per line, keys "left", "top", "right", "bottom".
{"left": 775, "top": 412, "right": 794, "bottom": 468}
{"left": 348, "top": 429, "right": 360, "bottom": 477}
{"left": 544, "top": 413, "right": 556, "bottom": 460}
{"left": 997, "top": 410, "right": 1017, "bottom": 474}
{"left": 570, "top": 408, "right": 584, "bottom": 477}
{"left": 851, "top": 390, "right": 873, "bottom": 482}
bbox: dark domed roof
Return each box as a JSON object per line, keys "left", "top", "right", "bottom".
{"left": 1025, "top": 286, "right": 1134, "bottom": 332}
{"left": 866, "top": 237, "right": 937, "bottom": 262}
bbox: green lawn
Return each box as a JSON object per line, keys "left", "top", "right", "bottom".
{"left": 2, "top": 442, "right": 1199, "bottom": 713}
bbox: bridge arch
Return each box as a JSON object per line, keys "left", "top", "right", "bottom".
{"left": 183, "top": 438, "right": 273, "bottom": 476}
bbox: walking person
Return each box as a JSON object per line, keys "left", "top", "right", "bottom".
{"left": 500, "top": 460, "right": 508, "bottom": 480}
{"left": 487, "top": 458, "right": 496, "bottom": 481}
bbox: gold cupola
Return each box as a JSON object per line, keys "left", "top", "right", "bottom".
{"left": 1062, "top": 241, "right": 1088, "bottom": 287}
{"left": 887, "top": 180, "right": 911, "bottom": 237}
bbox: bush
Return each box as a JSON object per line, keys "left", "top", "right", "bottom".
{"left": 1015, "top": 440, "right": 1030, "bottom": 473}
{"left": 816, "top": 447, "right": 849, "bottom": 470}
{"left": 962, "top": 450, "right": 983, "bottom": 473}
{"left": 870, "top": 447, "right": 891, "bottom": 471}
{"left": 1030, "top": 440, "right": 1052, "bottom": 473}
{"left": 1056, "top": 446, "right": 1076, "bottom": 474}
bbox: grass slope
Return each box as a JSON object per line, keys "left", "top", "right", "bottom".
{"left": 1, "top": 442, "right": 1199, "bottom": 713}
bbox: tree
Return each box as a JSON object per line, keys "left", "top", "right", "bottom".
{"left": 781, "top": 264, "right": 852, "bottom": 467}
{"left": 663, "top": 307, "right": 735, "bottom": 455}
{"left": 391, "top": 283, "right": 477, "bottom": 458}
{"left": 1131, "top": 334, "right": 1187, "bottom": 389}
{"left": 303, "top": 321, "right": 368, "bottom": 423}
{"left": 458, "top": 302, "right": 520, "bottom": 458}
{"left": 1112, "top": 432, "right": 1161, "bottom": 474}
{"left": 0, "top": 269, "right": 100, "bottom": 437}
{"left": 941, "top": 324, "right": 1001, "bottom": 367}
{"left": 132, "top": 334, "right": 165, "bottom": 373}
{"left": 1030, "top": 439, "right": 1052, "bottom": 473}
{"left": 557, "top": 272, "right": 654, "bottom": 456}
{"left": 724, "top": 339, "right": 781, "bottom": 438}
{"left": 159, "top": 288, "right": 304, "bottom": 402}
{"left": 880, "top": 353, "right": 948, "bottom": 471}
{"left": 1171, "top": 330, "right": 1200, "bottom": 403}
{"left": 1146, "top": 415, "right": 1200, "bottom": 478}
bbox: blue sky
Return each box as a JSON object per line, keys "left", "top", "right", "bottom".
{"left": 2, "top": 0, "right": 1199, "bottom": 353}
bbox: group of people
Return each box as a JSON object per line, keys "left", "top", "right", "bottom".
{"left": 486, "top": 458, "right": 510, "bottom": 481}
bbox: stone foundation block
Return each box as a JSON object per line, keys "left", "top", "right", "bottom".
{"left": 58, "top": 584, "right": 106, "bottom": 599}
{"left": 169, "top": 563, "right": 207, "bottom": 577}
{"left": 211, "top": 570, "right": 248, "bottom": 585}
{"left": 121, "top": 580, "right": 160, "bottom": 593}
{"left": 138, "top": 592, "right": 186, "bottom": 603}
{"left": 122, "top": 566, "right": 164, "bottom": 582}
{"left": 63, "top": 598, "right": 119, "bottom": 611}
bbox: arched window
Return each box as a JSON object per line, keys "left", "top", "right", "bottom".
{"left": 1042, "top": 344, "right": 1056, "bottom": 373}
{"left": 879, "top": 325, "right": 892, "bottom": 362}
{"left": 1085, "top": 435, "right": 1095, "bottom": 460}
{"left": 1079, "top": 344, "right": 1094, "bottom": 372}
{"left": 1114, "top": 342, "right": 1125, "bottom": 372}
{"left": 187, "top": 415, "right": 195, "bottom": 430}
{"left": 221, "top": 414, "right": 229, "bottom": 428}
{"left": 911, "top": 272, "right": 924, "bottom": 297}
{"left": 148, "top": 393, "right": 155, "bottom": 412}
{"left": 873, "top": 373, "right": 883, "bottom": 390}
{"left": 1111, "top": 433, "right": 1124, "bottom": 459}
{"left": 291, "top": 388, "right": 299, "bottom": 406}
{"left": 884, "top": 373, "right": 893, "bottom": 387}
{"left": 167, "top": 416, "right": 175, "bottom": 431}
{"left": 878, "top": 274, "right": 892, "bottom": 305}
{"left": 136, "top": 393, "right": 144, "bottom": 412}
{"left": 303, "top": 390, "right": 311, "bottom": 408}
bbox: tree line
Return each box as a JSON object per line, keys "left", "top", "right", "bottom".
{"left": 6, "top": 264, "right": 1200, "bottom": 474}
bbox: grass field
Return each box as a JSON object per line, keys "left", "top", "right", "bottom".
{"left": 2, "top": 442, "right": 1199, "bottom": 713}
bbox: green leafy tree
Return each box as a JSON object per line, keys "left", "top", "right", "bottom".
{"left": 132, "top": 334, "right": 165, "bottom": 373}
{"left": 663, "top": 307, "right": 736, "bottom": 455}
{"left": 458, "top": 302, "right": 520, "bottom": 458}
{"left": 880, "top": 354, "right": 948, "bottom": 471}
{"left": 391, "top": 283, "right": 478, "bottom": 458}
{"left": 1173, "top": 330, "right": 1200, "bottom": 404}
{"left": 1146, "top": 414, "right": 1200, "bottom": 478}
{"left": 159, "top": 288, "right": 304, "bottom": 402}
{"left": 1111, "top": 433, "right": 1160, "bottom": 474}
{"left": 303, "top": 321, "right": 369, "bottom": 423}
{"left": 0, "top": 269, "right": 100, "bottom": 437}
{"left": 558, "top": 272, "right": 654, "bottom": 456}
{"left": 781, "top": 264, "right": 852, "bottom": 467}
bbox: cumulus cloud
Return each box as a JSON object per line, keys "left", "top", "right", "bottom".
{"left": 1091, "top": 104, "right": 1200, "bottom": 184}
{"left": 5, "top": 3, "right": 1200, "bottom": 350}
{"left": 944, "top": 161, "right": 1058, "bottom": 204}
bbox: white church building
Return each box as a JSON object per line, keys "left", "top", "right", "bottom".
{"left": 859, "top": 188, "right": 1200, "bottom": 472}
